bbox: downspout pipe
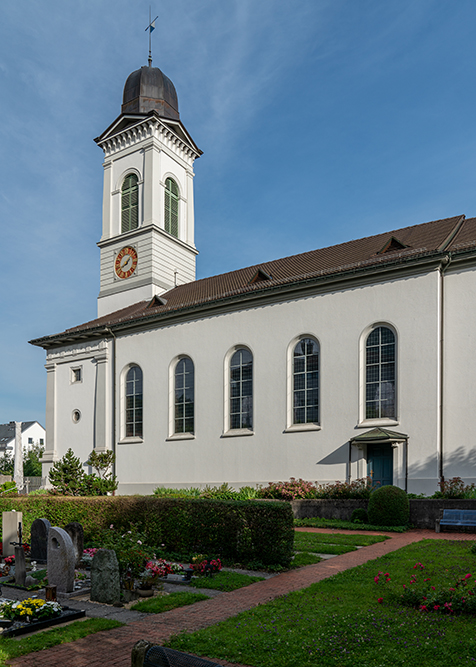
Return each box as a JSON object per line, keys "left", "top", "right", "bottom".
{"left": 104, "top": 328, "right": 117, "bottom": 482}
{"left": 438, "top": 254, "right": 452, "bottom": 488}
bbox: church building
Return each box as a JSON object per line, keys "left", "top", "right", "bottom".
{"left": 30, "top": 61, "right": 476, "bottom": 495}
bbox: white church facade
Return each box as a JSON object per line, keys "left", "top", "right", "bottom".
{"left": 30, "top": 62, "right": 476, "bottom": 495}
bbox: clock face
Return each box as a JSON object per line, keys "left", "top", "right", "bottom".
{"left": 115, "top": 246, "right": 138, "bottom": 279}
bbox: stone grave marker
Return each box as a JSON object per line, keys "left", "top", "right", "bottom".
{"left": 65, "top": 521, "right": 84, "bottom": 568}
{"left": 30, "top": 518, "right": 51, "bottom": 563}
{"left": 14, "top": 545, "right": 26, "bottom": 587}
{"left": 90, "top": 549, "right": 120, "bottom": 604}
{"left": 47, "top": 527, "right": 75, "bottom": 593}
{"left": 2, "top": 511, "right": 22, "bottom": 558}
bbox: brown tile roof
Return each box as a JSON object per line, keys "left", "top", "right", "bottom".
{"left": 31, "top": 214, "right": 476, "bottom": 345}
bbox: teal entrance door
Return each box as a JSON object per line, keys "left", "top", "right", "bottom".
{"left": 367, "top": 444, "right": 393, "bottom": 488}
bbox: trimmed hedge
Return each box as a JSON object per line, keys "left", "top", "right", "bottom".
{"left": 0, "top": 496, "right": 294, "bottom": 567}
{"left": 368, "top": 485, "right": 409, "bottom": 526}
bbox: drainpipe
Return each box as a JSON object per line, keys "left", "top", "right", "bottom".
{"left": 438, "top": 254, "right": 452, "bottom": 488}
{"left": 104, "top": 328, "right": 116, "bottom": 482}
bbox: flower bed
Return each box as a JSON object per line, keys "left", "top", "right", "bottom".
{"left": 0, "top": 598, "right": 85, "bottom": 637}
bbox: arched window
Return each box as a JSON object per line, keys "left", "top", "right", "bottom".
{"left": 164, "top": 177, "right": 179, "bottom": 238}
{"left": 174, "top": 358, "right": 194, "bottom": 434}
{"left": 293, "top": 338, "right": 319, "bottom": 424}
{"left": 230, "top": 348, "right": 253, "bottom": 430}
{"left": 121, "top": 174, "right": 139, "bottom": 233}
{"left": 365, "top": 326, "right": 396, "bottom": 419}
{"left": 125, "top": 365, "right": 143, "bottom": 437}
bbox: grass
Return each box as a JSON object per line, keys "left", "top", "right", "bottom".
{"left": 294, "top": 531, "right": 388, "bottom": 555}
{"left": 290, "top": 552, "right": 322, "bottom": 568}
{"left": 167, "top": 540, "right": 476, "bottom": 666}
{"left": 188, "top": 571, "right": 265, "bottom": 592}
{"left": 131, "top": 591, "right": 210, "bottom": 613}
{"left": 294, "top": 531, "right": 389, "bottom": 547}
{"left": 0, "top": 618, "right": 123, "bottom": 666}
{"left": 294, "top": 517, "right": 408, "bottom": 532}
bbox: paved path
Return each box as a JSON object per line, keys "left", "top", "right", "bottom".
{"left": 8, "top": 529, "right": 476, "bottom": 667}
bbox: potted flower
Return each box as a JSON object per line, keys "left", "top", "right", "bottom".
{"left": 137, "top": 560, "right": 170, "bottom": 596}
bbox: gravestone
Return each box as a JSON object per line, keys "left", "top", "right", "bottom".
{"left": 90, "top": 549, "right": 120, "bottom": 604}
{"left": 64, "top": 522, "right": 84, "bottom": 568}
{"left": 47, "top": 527, "right": 75, "bottom": 593}
{"left": 14, "top": 546, "right": 26, "bottom": 587}
{"left": 2, "top": 511, "right": 22, "bottom": 558}
{"left": 30, "top": 518, "right": 51, "bottom": 563}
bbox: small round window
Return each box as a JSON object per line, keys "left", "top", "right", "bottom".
{"left": 72, "top": 410, "right": 81, "bottom": 423}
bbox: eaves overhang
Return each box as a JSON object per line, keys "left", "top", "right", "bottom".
{"left": 29, "top": 245, "right": 473, "bottom": 351}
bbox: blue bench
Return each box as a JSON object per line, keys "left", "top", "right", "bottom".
{"left": 435, "top": 509, "right": 476, "bottom": 533}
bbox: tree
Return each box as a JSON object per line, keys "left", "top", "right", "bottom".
{"left": 23, "top": 444, "right": 44, "bottom": 477}
{"left": 48, "top": 448, "right": 118, "bottom": 496}
{"left": 48, "top": 448, "right": 84, "bottom": 495}
{"left": 0, "top": 451, "right": 14, "bottom": 476}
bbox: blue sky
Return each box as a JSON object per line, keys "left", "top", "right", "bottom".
{"left": 2, "top": 0, "right": 476, "bottom": 425}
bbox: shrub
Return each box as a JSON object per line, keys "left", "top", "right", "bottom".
{"left": 316, "top": 478, "right": 373, "bottom": 499}
{"left": 432, "top": 477, "right": 476, "bottom": 499}
{"left": 0, "top": 496, "right": 294, "bottom": 568}
{"left": 367, "top": 485, "right": 409, "bottom": 526}
{"left": 351, "top": 507, "right": 369, "bottom": 524}
{"left": 258, "top": 478, "right": 318, "bottom": 500}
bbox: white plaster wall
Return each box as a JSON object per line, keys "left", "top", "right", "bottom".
{"left": 113, "top": 270, "right": 441, "bottom": 494}
{"left": 443, "top": 265, "right": 476, "bottom": 484}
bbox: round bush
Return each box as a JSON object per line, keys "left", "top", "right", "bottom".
{"left": 367, "top": 485, "right": 409, "bottom": 527}
{"left": 351, "top": 508, "right": 368, "bottom": 524}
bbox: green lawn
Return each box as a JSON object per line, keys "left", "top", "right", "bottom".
{"left": 189, "top": 571, "right": 265, "bottom": 592}
{"left": 290, "top": 552, "right": 322, "bottom": 568}
{"left": 0, "top": 618, "right": 122, "bottom": 666}
{"left": 295, "top": 517, "right": 407, "bottom": 532}
{"left": 294, "top": 530, "right": 388, "bottom": 555}
{"left": 131, "top": 591, "right": 209, "bottom": 613}
{"left": 167, "top": 540, "right": 476, "bottom": 666}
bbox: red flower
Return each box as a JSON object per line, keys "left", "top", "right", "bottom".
{"left": 377, "top": 598, "right": 383, "bottom": 603}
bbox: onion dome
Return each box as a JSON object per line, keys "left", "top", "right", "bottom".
{"left": 121, "top": 65, "right": 179, "bottom": 120}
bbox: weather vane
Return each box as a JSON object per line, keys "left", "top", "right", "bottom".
{"left": 145, "top": 7, "right": 159, "bottom": 67}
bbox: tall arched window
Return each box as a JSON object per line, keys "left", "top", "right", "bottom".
{"left": 293, "top": 337, "right": 319, "bottom": 424}
{"left": 174, "top": 357, "right": 194, "bottom": 434}
{"left": 125, "top": 365, "right": 143, "bottom": 437}
{"left": 230, "top": 348, "right": 253, "bottom": 430}
{"left": 164, "top": 177, "right": 179, "bottom": 238}
{"left": 365, "top": 326, "right": 396, "bottom": 419}
{"left": 121, "top": 174, "right": 139, "bottom": 233}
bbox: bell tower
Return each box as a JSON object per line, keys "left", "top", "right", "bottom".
{"left": 95, "top": 64, "right": 202, "bottom": 317}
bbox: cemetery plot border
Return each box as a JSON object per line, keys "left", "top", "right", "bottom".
{"left": 1, "top": 607, "right": 86, "bottom": 637}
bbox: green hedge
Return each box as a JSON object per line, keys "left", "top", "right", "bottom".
{"left": 0, "top": 496, "right": 294, "bottom": 567}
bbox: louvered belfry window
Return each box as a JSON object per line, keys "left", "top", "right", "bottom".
{"left": 165, "top": 177, "right": 179, "bottom": 238}
{"left": 121, "top": 174, "right": 139, "bottom": 233}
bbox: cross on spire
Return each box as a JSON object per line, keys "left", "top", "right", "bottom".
{"left": 145, "top": 7, "right": 159, "bottom": 67}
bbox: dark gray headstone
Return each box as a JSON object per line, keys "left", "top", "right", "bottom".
{"left": 64, "top": 522, "right": 84, "bottom": 568}
{"left": 90, "top": 549, "right": 120, "bottom": 604}
{"left": 47, "top": 526, "right": 75, "bottom": 593}
{"left": 14, "top": 546, "right": 26, "bottom": 587}
{"left": 30, "top": 518, "right": 51, "bottom": 563}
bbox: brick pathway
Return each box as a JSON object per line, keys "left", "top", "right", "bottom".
{"left": 9, "top": 529, "right": 476, "bottom": 667}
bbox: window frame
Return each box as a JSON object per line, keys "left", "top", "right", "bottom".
{"left": 164, "top": 177, "right": 180, "bottom": 238}
{"left": 223, "top": 345, "right": 254, "bottom": 437}
{"left": 120, "top": 364, "right": 144, "bottom": 442}
{"left": 285, "top": 335, "right": 321, "bottom": 432}
{"left": 121, "top": 173, "right": 139, "bottom": 233}
{"left": 168, "top": 356, "right": 195, "bottom": 440}
{"left": 359, "top": 323, "right": 398, "bottom": 427}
